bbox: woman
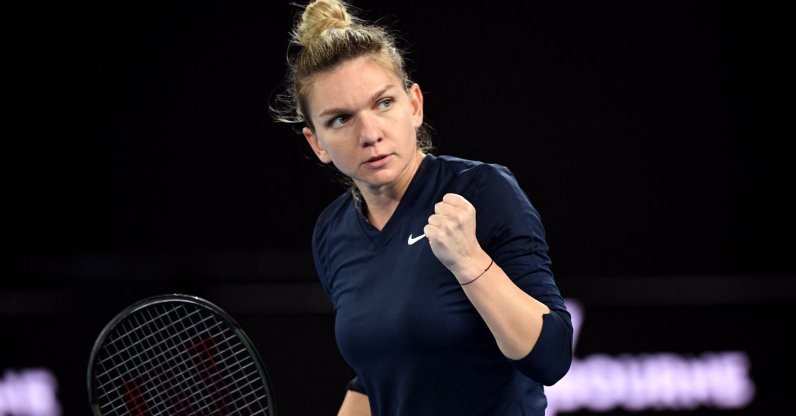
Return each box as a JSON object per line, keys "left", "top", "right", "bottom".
{"left": 272, "top": 1, "right": 573, "bottom": 414}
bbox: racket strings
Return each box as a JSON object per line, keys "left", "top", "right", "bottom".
{"left": 92, "top": 302, "right": 271, "bottom": 415}
{"left": 144, "top": 311, "right": 264, "bottom": 416}
{"left": 111, "top": 309, "right": 229, "bottom": 415}
{"left": 96, "top": 306, "right": 218, "bottom": 410}
{"left": 98, "top": 305, "right": 220, "bottom": 414}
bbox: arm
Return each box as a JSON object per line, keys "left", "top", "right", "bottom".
{"left": 337, "top": 390, "right": 370, "bottom": 416}
{"left": 424, "top": 190, "right": 572, "bottom": 384}
{"left": 424, "top": 193, "right": 548, "bottom": 359}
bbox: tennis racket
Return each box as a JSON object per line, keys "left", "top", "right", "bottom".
{"left": 87, "top": 293, "right": 276, "bottom": 416}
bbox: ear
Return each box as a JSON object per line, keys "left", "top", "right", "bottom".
{"left": 303, "top": 127, "right": 332, "bottom": 164}
{"left": 408, "top": 83, "right": 424, "bottom": 129}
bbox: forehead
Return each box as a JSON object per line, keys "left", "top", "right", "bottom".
{"left": 307, "top": 57, "right": 402, "bottom": 112}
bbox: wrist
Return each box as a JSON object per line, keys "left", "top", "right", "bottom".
{"left": 460, "top": 259, "right": 494, "bottom": 286}
{"left": 452, "top": 251, "right": 492, "bottom": 285}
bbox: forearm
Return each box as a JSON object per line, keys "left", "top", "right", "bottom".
{"left": 425, "top": 192, "right": 553, "bottom": 360}
{"left": 455, "top": 251, "right": 550, "bottom": 360}
{"left": 337, "top": 390, "right": 370, "bottom": 416}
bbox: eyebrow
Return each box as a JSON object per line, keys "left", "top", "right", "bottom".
{"left": 317, "top": 85, "right": 397, "bottom": 118}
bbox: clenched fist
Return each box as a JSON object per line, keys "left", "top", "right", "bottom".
{"left": 423, "top": 193, "right": 486, "bottom": 279}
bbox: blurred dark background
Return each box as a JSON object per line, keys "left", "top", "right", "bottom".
{"left": 3, "top": 1, "right": 793, "bottom": 415}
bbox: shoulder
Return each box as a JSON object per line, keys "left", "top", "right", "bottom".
{"left": 433, "top": 155, "right": 541, "bottom": 228}
{"left": 431, "top": 154, "right": 522, "bottom": 198}
{"left": 313, "top": 190, "right": 355, "bottom": 240}
{"left": 433, "top": 154, "right": 514, "bottom": 178}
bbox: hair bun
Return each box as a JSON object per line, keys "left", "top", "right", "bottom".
{"left": 296, "top": 0, "right": 354, "bottom": 46}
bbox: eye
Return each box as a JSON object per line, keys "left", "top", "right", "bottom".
{"left": 377, "top": 98, "right": 393, "bottom": 111}
{"left": 328, "top": 114, "right": 351, "bottom": 128}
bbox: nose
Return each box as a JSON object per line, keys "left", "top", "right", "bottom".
{"left": 358, "top": 112, "right": 383, "bottom": 147}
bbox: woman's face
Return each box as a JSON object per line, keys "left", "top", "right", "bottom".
{"left": 302, "top": 56, "right": 424, "bottom": 196}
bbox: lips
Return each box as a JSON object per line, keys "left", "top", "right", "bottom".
{"left": 363, "top": 154, "right": 391, "bottom": 168}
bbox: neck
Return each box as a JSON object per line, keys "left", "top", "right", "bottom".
{"left": 356, "top": 151, "right": 425, "bottom": 230}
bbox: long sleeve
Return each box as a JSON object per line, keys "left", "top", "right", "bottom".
{"left": 469, "top": 163, "right": 573, "bottom": 384}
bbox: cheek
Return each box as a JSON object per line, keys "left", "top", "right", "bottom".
{"left": 320, "top": 138, "right": 355, "bottom": 167}
{"left": 401, "top": 119, "right": 420, "bottom": 146}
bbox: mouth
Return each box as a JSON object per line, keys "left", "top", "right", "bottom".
{"left": 363, "top": 154, "right": 391, "bottom": 168}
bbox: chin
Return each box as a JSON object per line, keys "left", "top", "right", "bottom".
{"left": 355, "top": 171, "right": 398, "bottom": 189}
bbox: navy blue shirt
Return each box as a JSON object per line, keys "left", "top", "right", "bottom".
{"left": 312, "top": 154, "right": 572, "bottom": 415}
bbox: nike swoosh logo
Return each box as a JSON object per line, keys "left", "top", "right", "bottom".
{"left": 407, "top": 233, "right": 426, "bottom": 245}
